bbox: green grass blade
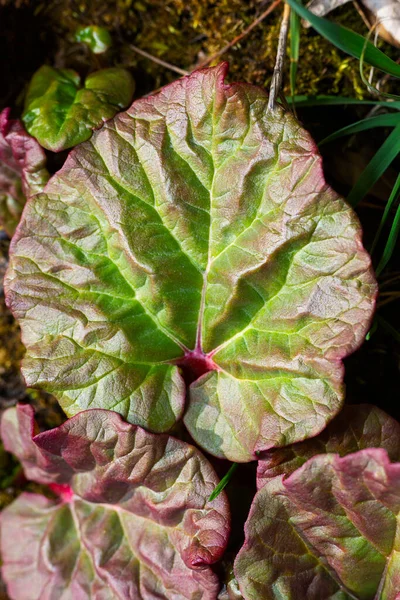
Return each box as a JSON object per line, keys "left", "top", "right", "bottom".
{"left": 290, "top": 95, "right": 400, "bottom": 109}
{"left": 286, "top": 0, "right": 400, "bottom": 78}
{"left": 365, "top": 319, "right": 378, "bottom": 340}
{"left": 319, "top": 114, "right": 400, "bottom": 146}
{"left": 376, "top": 315, "right": 400, "bottom": 343}
{"left": 358, "top": 28, "right": 400, "bottom": 101}
{"left": 371, "top": 172, "right": 400, "bottom": 255}
{"left": 290, "top": 6, "right": 301, "bottom": 102}
{"left": 208, "top": 463, "right": 238, "bottom": 501}
{"left": 375, "top": 201, "right": 400, "bottom": 276}
{"left": 347, "top": 124, "right": 400, "bottom": 207}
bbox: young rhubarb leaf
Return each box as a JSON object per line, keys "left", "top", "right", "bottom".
{"left": 6, "top": 64, "right": 377, "bottom": 460}
{"left": 1, "top": 404, "right": 230, "bottom": 600}
{"left": 235, "top": 405, "right": 400, "bottom": 599}
{"left": 22, "top": 66, "right": 134, "bottom": 152}
{"left": 0, "top": 108, "right": 48, "bottom": 236}
{"left": 75, "top": 25, "right": 112, "bottom": 54}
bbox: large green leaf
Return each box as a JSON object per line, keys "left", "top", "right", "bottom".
{"left": 6, "top": 65, "right": 377, "bottom": 461}
{"left": 1, "top": 405, "right": 230, "bottom": 600}
{"left": 22, "top": 66, "right": 134, "bottom": 152}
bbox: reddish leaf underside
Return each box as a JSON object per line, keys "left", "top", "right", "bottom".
{"left": 5, "top": 64, "right": 377, "bottom": 461}
{"left": 1, "top": 404, "right": 230, "bottom": 600}
{"left": 0, "top": 108, "right": 48, "bottom": 236}
{"left": 234, "top": 405, "right": 400, "bottom": 600}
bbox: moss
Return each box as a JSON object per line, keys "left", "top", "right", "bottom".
{"left": 3, "top": 0, "right": 397, "bottom": 100}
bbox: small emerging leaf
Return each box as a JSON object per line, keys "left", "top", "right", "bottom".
{"left": 0, "top": 108, "right": 48, "bottom": 236}
{"left": 1, "top": 404, "right": 230, "bottom": 600}
{"left": 235, "top": 405, "right": 400, "bottom": 599}
{"left": 6, "top": 65, "right": 377, "bottom": 461}
{"left": 22, "top": 66, "right": 134, "bottom": 151}
{"left": 75, "top": 25, "right": 112, "bottom": 54}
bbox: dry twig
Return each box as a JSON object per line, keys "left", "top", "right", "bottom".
{"left": 129, "top": 44, "right": 189, "bottom": 76}
{"left": 268, "top": 2, "right": 291, "bottom": 110}
{"left": 196, "top": 0, "right": 282, "bottom": 69}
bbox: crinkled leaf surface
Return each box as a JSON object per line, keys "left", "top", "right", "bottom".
{"left": 22, "top": 66, "right": 134, "bottom": 151}
{"left": 1, "top": 404, "right": 230, "bottom": 600}
{"left": 257, "top": 403, "right": 400, "bottom": 486}
{"left": 0, "top": 108, "right": 48, "bottom": 236}
{"left": 75, "top": 26, "right": 112, "bottom": 54}
{"left": 234, "top": 405, "right": 400, "bottom": 599}
{"left": 6, "top": 64, "right": 376, "bottom": 460}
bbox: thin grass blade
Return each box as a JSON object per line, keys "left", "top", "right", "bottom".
{"left": 375, "top": 201, "right": 400, "bottom": 275}
{"left": 286, "top": 0, "right": 400, "bottom": 78}
{"left": 290, "top": 4, "right": 301, "bottom": 103}
{"left": 319, "top": 113, "right": 400, "bottom": 145}
{"left": 371, "top": 172, "right": 400, "bottom": 255}
{"left": 290, "top": 95, "right": 400, "bottom": 108}
{"left": 376, "top": 315, "right": 400, "bottom": 343}
{"left": 347, "top": 123, "right": 400, "bottom": 207}
{"left": 208, "top": 463, "right": 238, "bottom": 501}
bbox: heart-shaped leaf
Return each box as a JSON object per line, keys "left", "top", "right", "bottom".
{"left": 1, "top": 404, "right": 230, "bottom": 600}
{"left": 234, "top": 405, "right": 400, "bottom": 599}
{"left": 0, "top": 108, "right": 48, "bottom": 236}
{"left": 22, "top": 66, "right": 134, "bottom": 152}
{"left": 6, "top": 64, "right": 377, "bottom": 461}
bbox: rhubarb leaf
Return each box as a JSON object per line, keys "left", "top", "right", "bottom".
{"left": 0, "top": 108, "right": 48, "bottom": 236}
{"left": 257, "top": 403, "right": 400, "bottom": 486}
{"left": 6, "top": 64, "right": 376, "bottom": 458}
{"left": 235, "top": 405, "right": 400, "bottom": 599}
{"left": 1, "top": 404, "right": 230, "bottom": 600}
{"left": 22, "top": 66, "right": 134, "bottom": 151}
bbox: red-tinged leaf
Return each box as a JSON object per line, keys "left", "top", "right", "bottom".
{"left": 0, "top": 108, "right": 48, "bottom": 236}
{"left": 1, "top": 404, "right": 72, "bottom": 484}
{"left": 1, "top": 404, "right": 230, "bottom": 600}
{"left": 235, "top": 405, "right": 400, "bottom": 599}
{"left": 5, "top": 64, "right": 377, "bottom": 460}
{"left": 257, "top": 403, "right": 400, "bottom": 487}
